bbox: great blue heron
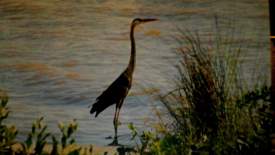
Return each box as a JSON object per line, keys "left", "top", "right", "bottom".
{"left": 90, "top": 18, "right": 158, "bottom": 145}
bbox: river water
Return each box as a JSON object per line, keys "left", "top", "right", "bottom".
{"left": 0, "top": 0, "right": 269, "bottom": 145}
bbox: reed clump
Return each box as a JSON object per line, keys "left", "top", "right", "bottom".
{"left": 129, "top": 30, "right": 272, "bottom": 155}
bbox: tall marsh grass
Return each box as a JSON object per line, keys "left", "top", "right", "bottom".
{"left": 130, "top": 30, "right": 272, "bottom": 155}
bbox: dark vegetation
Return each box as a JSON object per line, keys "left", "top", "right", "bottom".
{"left": 0, "top": 91, "right": 93, "bottom": 155}
{"left": 129, "top": 30, "right": 272, "bottom": 155}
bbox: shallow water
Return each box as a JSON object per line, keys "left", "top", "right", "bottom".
{"left": 0, "top": 0, "right": 270, "bottom": 145}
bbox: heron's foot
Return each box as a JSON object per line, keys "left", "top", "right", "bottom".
{"left": 108, "top": 138, "right": 120, "bottom": 146}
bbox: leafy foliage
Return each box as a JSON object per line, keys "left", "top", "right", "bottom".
{"left": 22, "top": 117, "right": 51, "bottom": 154}
{"left": 0, "top": 91, "right": 91, "bottom": 155}
{"left": 0, "top": 91, "right": 18, "bottom": 154}
{"left": 51, "top": 119, "right": 81, "bottom": 155}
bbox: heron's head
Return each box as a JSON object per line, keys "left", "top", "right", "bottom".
{"left": 131, "top": 18, "right": 158, "bottom": 28}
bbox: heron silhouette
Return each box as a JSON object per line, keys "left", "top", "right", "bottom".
{"left": 90, "top": 18, "right": 158, "bottom": 145}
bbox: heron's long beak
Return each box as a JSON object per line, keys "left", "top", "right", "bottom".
{"left": 142, "top": 18, "right": 158, "bottom": 23}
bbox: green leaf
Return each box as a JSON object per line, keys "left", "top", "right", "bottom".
{"left": 25, "top": 133, "right": 33, "bottom": 149}
{"left": 128, "top": 123, "right": 137, "bottom": 140}
{"left": 61, "top": 135, "right": 67, "bottom": 148}
{"left": 69, "top": 139, "right": 76, "bottom": 144}
{"left": 0, "top": 94, "right": 8, "bottom": 107}
{"left": 58, "top": 122, "right": 65, "bottom": 132}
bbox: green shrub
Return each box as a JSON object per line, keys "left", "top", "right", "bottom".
{"left": 0, "top": 91, "right": 87, "bottom": 155}
{"left": 51, "top": 119, "right": 81, "bottom": 155}
{"left": 21, "top": 117, "right": 51, "bottom": 154}
{"left": 0, "top": 91, "right": 18, "bottom": 154}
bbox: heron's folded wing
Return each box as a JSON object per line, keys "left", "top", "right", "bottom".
{"left": 90, "top": 72, "right": 131, "bottom": 117}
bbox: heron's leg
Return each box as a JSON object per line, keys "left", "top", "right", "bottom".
{"left": 113, "top": 107, "right": 118, "bottom": 140}
{"left": 109, "top": 106, "right": 119, "bottom": 145}
{"left": 114, "top": 105, "right": 123, "bottom": 137}
{"left": 116, "top": 107, "right": 122, "bottom": 126}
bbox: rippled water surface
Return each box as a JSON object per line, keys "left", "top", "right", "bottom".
{"left": 0, "top": 0, "right": 269, "bottom": 145}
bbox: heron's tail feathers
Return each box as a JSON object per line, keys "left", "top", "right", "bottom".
{"left": 90, "top": 102, "right": 100, "bottom": 117}
{"left": 90, "top": 106, "right": 97, "bottom": 117}
{"left": 90, "top": 100, "right": 111, "bottom": 117}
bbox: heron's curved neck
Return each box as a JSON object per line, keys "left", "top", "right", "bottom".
{"left": 127, "top": 24, "right": 136, "bottom": 74}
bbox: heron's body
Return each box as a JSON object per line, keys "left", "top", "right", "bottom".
{"left": 90, "top": 69, "right": 132, "bottom": 117}
{"left": 90, "top": 18, "right": 157, "bottom": 145}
